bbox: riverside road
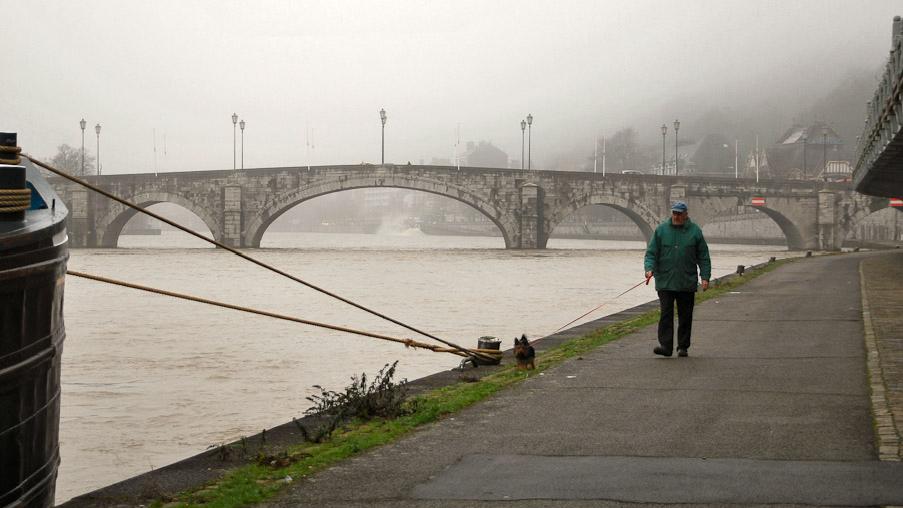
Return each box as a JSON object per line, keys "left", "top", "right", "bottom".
{"left": 263, "top": 251, "right": 903, "bottom": 507}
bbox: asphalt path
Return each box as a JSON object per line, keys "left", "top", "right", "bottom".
{"left": 265, "top": 253, "right": 895, "bottom": 507}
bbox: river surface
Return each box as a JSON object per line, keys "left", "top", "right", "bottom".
{"left": 57, "top": 231, "right": 801, "bottom": 503}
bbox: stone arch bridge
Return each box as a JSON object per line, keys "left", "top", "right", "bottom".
{"left": 49, "top": 163, "right": 894, "bottom": 250}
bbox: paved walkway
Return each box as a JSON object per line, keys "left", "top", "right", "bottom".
{"left": 262, "top": 251, "right": 903, "bottom": 507}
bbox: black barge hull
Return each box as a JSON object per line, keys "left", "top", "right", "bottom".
{"left": 1, "top": 151, "right": 69, "bottom": 507}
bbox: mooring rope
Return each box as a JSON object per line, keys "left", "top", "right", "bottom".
{"left": 23, "top": 154, "right": 495, "bottom": 364}
{"left": 67, "top": 270, "right": 502, "bottom": 359}
{"left": 552, "top": 277, "right": 651, "bottom": 333}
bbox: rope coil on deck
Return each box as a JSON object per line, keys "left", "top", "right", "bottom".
{"left": 1, "top": 144, "right": 28, "bottom": 212}
{"left": 0, "top": 145, "right": 22, "bottom": 165}
{"left": 0, "top": 188, "right": 32, "bottom": 212}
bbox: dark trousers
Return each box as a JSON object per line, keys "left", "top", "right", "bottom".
{"left": 657, "top": 290, "right": 696, "bottom": 353}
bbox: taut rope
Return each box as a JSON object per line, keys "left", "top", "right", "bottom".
{"left": 553, "top": 277, "right": 651, "bottom": 333}
{"left": 67, "top": 270, "right": 502, "bottom": 359}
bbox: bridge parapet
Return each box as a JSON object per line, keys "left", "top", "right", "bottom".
{"left": 854, "top": 15, "right": 903, "bottom": 197}
{"left": 46, "top": 167, "right": 883, "bottom": 251}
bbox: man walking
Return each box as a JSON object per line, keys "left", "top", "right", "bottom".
{"left": 644, "top": 201, "right": 711, "bottom": 357}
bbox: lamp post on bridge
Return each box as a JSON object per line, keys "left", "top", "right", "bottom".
{"left": 601, "top": 135, "right": 606, "bottom": 176}
{"left": 520, "top": 119, "right": 526, "bottom": 170}
{"left": 673, "top": 119, "right": 680, "bottom": 176}
{"left": 660, "top": 123, "right": 667, "bottom": 175}
{"left": 380, "top": 108, "right": 387, "bottom": 165}
{"left": 240, "top": 119, "right": 245, "bottom": 170}
{"left": 801, "top": 130, "right": 808, "bottom": 179}
{"left": 527, "top": 113, "right": 533, "bottom": 170}
{"left": 593, "top": 137, "right": 598, "bottom": 173}
{"left": 822, "top": 126, "right": 828, "bottom": 181}
{"left": 232, "top": 113, "right": 238, "bottom": 170}
{"left": 79, "top": 118, "right": 86, "bottom": 176}
{"left": 95, "top": 123, "right": 101, "bottom": 176}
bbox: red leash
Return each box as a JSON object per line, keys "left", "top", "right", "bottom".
{"left": 553, "top": 275, "right": 652, "bottom": 333}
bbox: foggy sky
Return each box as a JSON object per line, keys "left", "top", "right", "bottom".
{"left": 3, "top": 0, "right": 900, "bottom": 174}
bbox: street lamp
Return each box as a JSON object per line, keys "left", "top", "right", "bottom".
{"left": 95, "top": 123, "right": 101, "bottom": 176}
{"left": 673, "top": 119, "right": 680, "bottom": 176}
{"left": 239, "top": 119, "right": 246, "bottom": 170}
{"left": 660, "top": 123, "right": 667, "bottom": 175}
{"left": 520, "top": 119, "right": 526, "bottom": 170}
{"left": 801, "top": 130, "right": 808, "bottom": 179}
{"left": 79, "top": 118, "right": 86, "bottom": 175}
{"left": 232, "top": 113, "right": 238, "bottom": 170}
{"left": 526, "top": 113, "right": 533, "bottom": 170}
{"left": 593, "top": 137, "right": 598, "bottom": 173}
{"left": 822, "top": 126, "right": 828, "bottom": 180}
{"left": 379, "top": 108, "right": 387, "bottom": 165}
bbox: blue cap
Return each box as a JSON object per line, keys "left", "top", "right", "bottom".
{"left": 671, "top": 201, "right": 688, "bottom": 213}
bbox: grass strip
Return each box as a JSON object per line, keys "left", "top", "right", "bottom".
{"left": 154, "top": 257, "right": 796, "bottom": 508}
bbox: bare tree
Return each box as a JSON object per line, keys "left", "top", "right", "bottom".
{"left": 607, "top": 128, "right": 651, "bottom": 172}
{"left": 50, "top": 144, "right": 95, "bottom": 176}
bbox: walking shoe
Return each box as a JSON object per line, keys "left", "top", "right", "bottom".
{"left": 677, "top": 349, "right": 688, "bottom": 357}
{"left": 653, "top": 346, "right": 672, "bottom": 357}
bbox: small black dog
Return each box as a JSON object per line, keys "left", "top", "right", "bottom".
{"left": 514, "top": 334, "right": 536, "bottom": 370}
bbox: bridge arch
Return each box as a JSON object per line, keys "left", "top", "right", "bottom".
{"left": 245, "top": 176, "right": 513, "bottom": 248}
{"left": 97, "top": 191, "right": 221, "bottom": 247}
{"left": 547, "top": 195, "right": 659, "bottom": 244}
{"left": 738, "top": 204, "right": 805, "bottom": 250}
{"left": 840, "top": 201, "right": 902, "bottom": 246}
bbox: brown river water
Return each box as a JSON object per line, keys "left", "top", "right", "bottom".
{"left": 57, "top": 230, "right": 800, "bottom": 503}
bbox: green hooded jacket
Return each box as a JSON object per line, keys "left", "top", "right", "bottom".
{"left": 644, "top": 218, "right": 711, "bottom": 292}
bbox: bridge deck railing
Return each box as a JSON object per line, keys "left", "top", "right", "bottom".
{"left": 855, "top": 17, "right": 903, "bottom": 178}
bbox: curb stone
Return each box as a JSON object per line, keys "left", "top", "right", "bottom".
{"left": 860, "top": 260, "right": 902, "bottom": 461}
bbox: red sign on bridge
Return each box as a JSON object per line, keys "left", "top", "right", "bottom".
{"left": 890, "top": 198, "right": 903, "bottom": 207}
{"left": 751, "top": 197, "right": 766, "bottom": 206}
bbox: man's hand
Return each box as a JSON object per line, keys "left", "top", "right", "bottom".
{"left": 701, "top": 280, "right": 709, "bottom": 291}
{"left": 645, "top": 271, "right": 653, "bottom": 284}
